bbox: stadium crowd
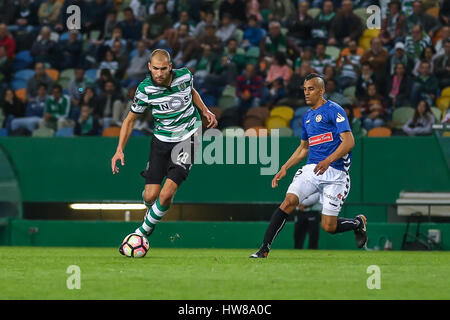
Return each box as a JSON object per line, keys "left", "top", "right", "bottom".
{"left": 0, "top": 0, "right": 449, "bottom": 138}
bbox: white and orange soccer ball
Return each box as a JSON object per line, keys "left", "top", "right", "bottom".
{"left": 120, "top": 233, "right": 150, "bottom": 258}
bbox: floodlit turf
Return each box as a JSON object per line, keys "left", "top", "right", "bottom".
{"left": 0, "top": 247, "right": 449, "bottom": 300}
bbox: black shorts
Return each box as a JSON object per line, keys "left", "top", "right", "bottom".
{"left": 141, "top": 134, "right": 199, "bottom": 186}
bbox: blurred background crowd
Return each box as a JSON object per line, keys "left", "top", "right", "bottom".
{"left": 0, "top": 0, "right": 449, "bottom": 138}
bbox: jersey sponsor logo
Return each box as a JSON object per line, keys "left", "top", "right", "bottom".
{"left": 315, "top": 114, "right": 322, "bottom": 122}
{"left": 308, "top": 132, "right": 333, "bottom": 146}
{"left": 336, "top": 112, "right": 345, "bottom": 123}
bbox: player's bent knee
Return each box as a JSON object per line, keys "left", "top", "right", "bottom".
{"left": 158, "top": 190, "right": 174, "bottom": 206}
{"left": 321, "top": 221, "right": 337, "bottom": 233}
{"left": 143, "top": 191, "right": 158, "bottom": 204}
{"left": 280, "top": 194, "right": 299, "bottom": 214}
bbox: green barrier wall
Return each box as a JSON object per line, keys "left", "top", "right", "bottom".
{"left": 1, "top": 220, "right": 449, "bottom": 250}
{"left": 0, "top": 136, "right": 448, "bottom": 205}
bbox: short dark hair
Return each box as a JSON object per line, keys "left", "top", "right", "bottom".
{"left": 52, "top": 84, "right": 62, "bottom": 92}
{"left": 304, "top": 73, "right": 325, "bottom": 82}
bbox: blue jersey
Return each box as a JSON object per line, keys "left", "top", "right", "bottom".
{"left": 301, "top": 100, "right": 352, "bottom": 172}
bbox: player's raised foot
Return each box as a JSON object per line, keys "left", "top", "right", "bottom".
{"left": 354, "top": 214, "right": 368, "bottom": 248}
{"left": 249, "top": 245, "right": 269, "bottom": 258}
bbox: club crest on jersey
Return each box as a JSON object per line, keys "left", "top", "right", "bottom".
{"left": 178, "top": 82, "right": 187, "bottom": 91}
{"left": 315, "top": 114, "right": 322, "bottom": 122}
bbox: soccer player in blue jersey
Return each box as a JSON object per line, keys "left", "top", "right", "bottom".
{"left": 250, "top": 73, "right": 367, "bottom": 258}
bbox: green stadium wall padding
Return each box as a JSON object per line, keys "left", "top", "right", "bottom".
{"left": 1, "top": 220, "right": 449, "bottom": 251}
{"left": 0, "top": 136, "right": 448, "bottom": 204}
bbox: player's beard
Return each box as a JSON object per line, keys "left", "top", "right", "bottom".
{"left": 153, "top": 73, "right": 171, "bottom": 86}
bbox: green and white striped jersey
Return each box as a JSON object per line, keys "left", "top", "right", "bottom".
{"left": 131, "top": 67, "right": 202, "bottom": 142}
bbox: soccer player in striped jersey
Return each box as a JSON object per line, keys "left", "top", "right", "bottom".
{"left": 111, "top": 49, "right": 217, "bottom": 251}
{"left": 250, "top": 73, "right": 367, "bottom": 258}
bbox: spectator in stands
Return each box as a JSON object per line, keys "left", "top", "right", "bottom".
{"left": 9, "top": 0, "right": 39, "bottom": 33}
{"left": 323, "top": 64, "right": 337, "bottom": 83}
{"left": 101, "top": 9, "right": 118, "bottom": 41}
{"left": 142, "top": 1, "right": 172, "bottom": 49}
{"left": 58, "top": 30, "right": 83, "bottom": 70}
{"left": 310, "top": 42, "right": 335, "bottom": 74}
{"left": 405, "top": 24, "right": 432, "bottom": 63}
{"left": 80, "top": 87, "right": 100, "bottom": 112}
{"left": 104, "top": 26, "right": 127, "bottom": 54}
{"left": 265, "top": 52, "right": 292, "bottom": 86}
{"left": 0, "top": 88, "right": 25, "bottom": 129}
{"left": 219, "top": 0, "right": 247, "bottom": 26}
{"left": 10, "top": 83, "right": 48, "bottom": 134}
{"left": 98, "top": 50, "right": 119, "bottom": 78}
{"left": 402, "top": 100, "right": 435, "bottom": 136}
{"left": 260, "top": 21, "right": 299, "bottom": 57}
{"left": 119, "top": 7, "right": 143, "bottom": 43}
{"left": 285, "top": 60, "right": 313, "bottom": 106}
{"left": 37, "top": 0, "right": 63, "bottom": 26}
{"left": 68, "top": 68, "right": 92, "bottom": 113}
{"left": 294, "top": 46, "right": 314, "bottom": 69}
{"left": 0, "top": 45, "right": 12, "bottom": 92}
{"left": 26, "top": 62, "right": 54, "bottom": 101}
{"left": 245, "top": 0, "right": 263, "bottom": 22}
{"left": 387, "top": 42, "right": 414, "bottom": 76}
{"left": 122, "top": 40, "right": 150, "bottom": 89}
{"left": 439, "top": 0, "right": 450, "bottom": 26}
{"left": 266, "top": 76, "right": 286, "bottom": 108}
{"left": 359, "top": 83, "right": 387, "bottom": 131}
{"left": 433, "top": 38, "right": 450, "bottom": 89}
{"left": 173, "top": 11, "right": 196, "bottom": 35}
{"left": 343, "top": 104, "right": 363, "bottom": 137}
{"left": 242, "top": 15, "right": 266, "bottom": 48}
{"left": 96, "top": 69, "right": 118, "bottom": 94}
{"left": 74, "top": 104, "right": 100, "bottom": 136}
{"left": 216, "top": 13, "right": 238, "bottom": 45}
{"left": 236, "top": 63, "right": 264, "bottom": 110}
{"left": 40, "top": 84, "right": 72, "bottom": 131}
{"left": 287, "top": 0, "right": 313, "bottom": 47}
{"left": 199, "top": 24, "right": 223, "bottom": 54}
{"left": 267, "top": 0, "right": 296, "bottom": 26}
{"left": 386, "top": 62, "right": 413, "bottom": 108}
{"left": 193, "top": 10, "right": 217, "bottom": 39}
{"left": 412, "top": 46, "right": 435, "bottom": 76}
{"left": 310, "top": 0, "right": 336, "bottom": 46}
{"left": 95, "top": 80, "right": 124, "bottom": 128}
{"left": 0, "top": 24, "right": 16, "bottom": 59}
{"left": 110, "top": 40, "right": 129, "bottom": 80}
{"left": 324, "top": 77, "right": 351, "bottom": 106}
{"left": 434, "top": 26, "right": 449, "bottom": 56}
{"left": 410, "top": 60, "right": 439, "bottom": 107}
{"left": 336, "top": 40, "right": 362, "bottom": 89}
{"left": 360, "top": 37, "right": 390, "bottom": 79}
{"left": 30, "top": 26, "right": 58, "bottom": 67}
{"left": 84, "top": 0, "right": 112, "bottom": 39}
{"left": 355, "top": 62, "right": 376, "bottom": 100}
{"left": 406, "top": 0, "right": 441, "bottom": 38}
{"left": 0, "top": 0, "right": 16, "bottom": 25}
{"left": 379, "top": 0, "right": 406, "bottom": 48}
{"left": 220, "top": 38, "right": 246, "bottom": 74}
{"left": 328, "top": 0, "right": 363, "bottom": 47}
{"left": 169, "top": 24, "right": 199, "bottom": 69}
{"left": 203, "top": 53, "right": 239, "bottom": 98}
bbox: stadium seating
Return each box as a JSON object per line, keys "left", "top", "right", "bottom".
{"left": 353, "top": 8, "right": 369, "bottom": 25}
{"left": 14, "top": 69, "right": 35, "bottom": 81}
{"left": 441, "top": 87, "right": 450, "bottom": 97}
{"left": 273, "top": 126, "right": 293, "bottom": 137}
{"left": 55, "top": 127, "right": 74, "bottom": 137}
{"left": 270, "top": 106, "right": 294, "bottom": 122}
{"left": 13, "top": 50, "right": 33, "bottom": 71}
{"left": 32, "top": 127, "right": 55, "bottom": 137}
{"left": 325, "top": 46, "right": 341, "bottom": 60}
{"left": 367, "top": 127, "right": 392, "bottom": 137}
{"left": 266, "top": 116, "right": 289, "bottom": 130}
{"left": 15, "top": 88, "right": 26, "bottom": 103}
{"left": 218, "top": 96, "right": 236, "bottom": 111}
{"left": 45, "top": 69, "right": 60, "bottom": 81}
{"left": 426, "top": 6, "right": 440, "bottom": 18}
{"left": 391, "top": 107, "right": 415, "bottom": 128}
{"left": 101, "top": 126, "right": 121, "bottom": 137}
{"left": 431, "top": 107, "right": 442, "bottom": 121}
{"left": 10, "top": 79, "right": 27, "bottom": 90}
{"left": 343, "top": 86, "right": 356, "bottom": 100}
{"left": 221, "top": 85, "right": 236, "bottom": 97}
{"left": 131, "top": 129, "right": 146, "bottom": 136}
{"left": 0, "top": 128, "right": 8, "bottom": 137}
{"left": 85, "top": 69, "right": 98, "bottom": 82}
{"left": 436, "top": 96, "right": 450, "bottom": 114}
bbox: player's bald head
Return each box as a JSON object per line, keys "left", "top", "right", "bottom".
{"left": 304, "top": 73, "right": 325, "bottom": 90}
{"left": 150, "top": 49, "right": 171, "bottom": 63}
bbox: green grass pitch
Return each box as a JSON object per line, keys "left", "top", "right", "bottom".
{"left": 1, "top": 247, "right": 449, "bottom": 300}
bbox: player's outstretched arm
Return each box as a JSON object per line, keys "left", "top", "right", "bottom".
{"left": 111, "top": 112, "right": 139, "bottom": 174}
{"left": 314, "top": 131, "right": 354, "bottom": 175}
{"left": 272, "top": 140, "right": 309, "bottom": 188}
{"left": 191, "top": 88, "right": 218, "bottom": 128}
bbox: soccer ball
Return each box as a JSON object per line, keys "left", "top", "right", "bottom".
{"left": 120, "top": 233, "right": 150, "bottom": 258}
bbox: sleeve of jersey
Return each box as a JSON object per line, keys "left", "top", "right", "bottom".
{"left": 332, "top": 108, "right": 352, "bottom": 134}
{"left": 301, "top": 116, "right": 308, "bottom": 141}
{"left": 130, "top": 86, "right": 150, "bottom": 114}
